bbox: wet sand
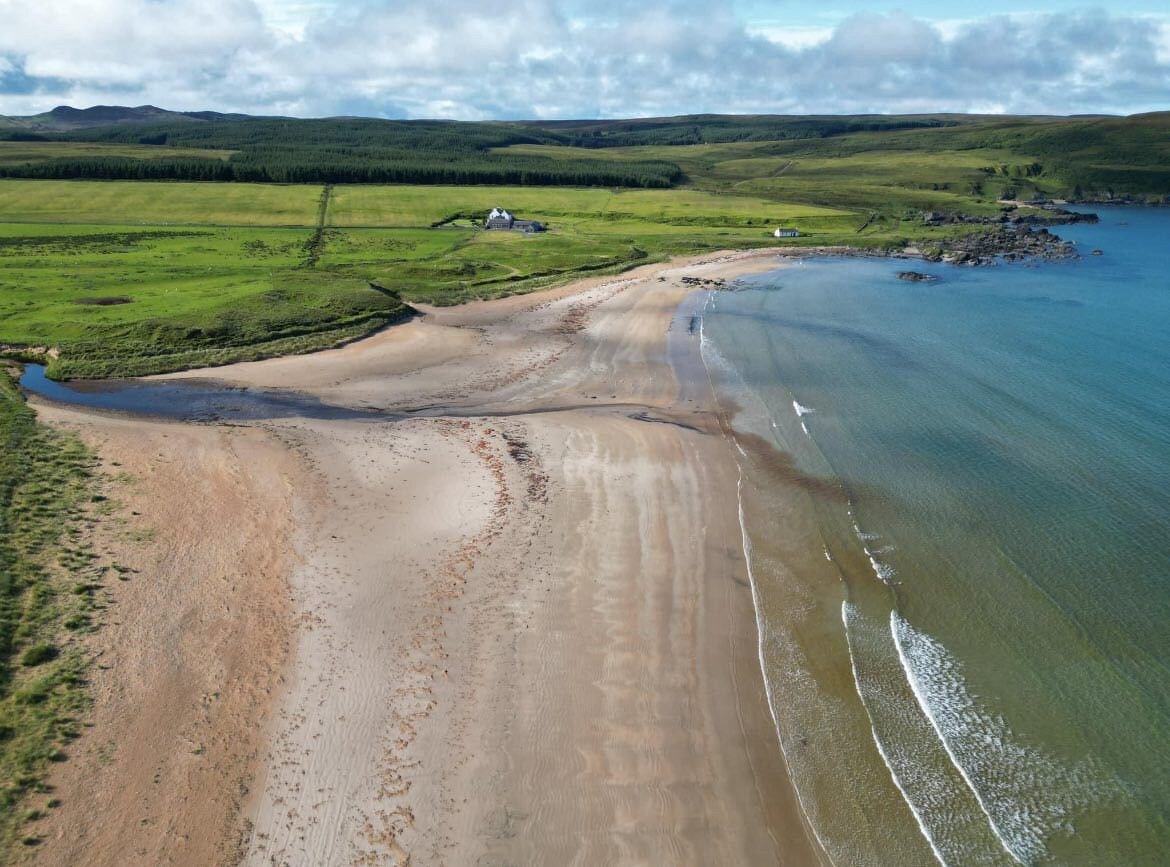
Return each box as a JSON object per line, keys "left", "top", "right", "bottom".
{"left": 31, "top": 249, "right": 827, "bottom": 865}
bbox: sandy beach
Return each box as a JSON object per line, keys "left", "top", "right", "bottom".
{"left": 28, "top": 250, "right": 827, "bottom": 865}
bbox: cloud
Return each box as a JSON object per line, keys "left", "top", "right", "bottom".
{"left": 0, "top": 1, "right": 1167, "bottom": 118}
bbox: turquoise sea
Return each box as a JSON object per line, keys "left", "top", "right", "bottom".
{"left": 700, "top": 207, "right": 1170, "bottom": 864}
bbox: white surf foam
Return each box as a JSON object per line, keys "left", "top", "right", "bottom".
{"left": 849, "top": 515, "right": 878, "bottom": 541}
{"left": 847, "top": 516, "right": 896, "bottom": 584}
{"left": 863, "top": 546, "right": 897, "bottom": 585}
{"left": 842, "top": 602, "right": 949, "bottom": 866}
{"left": 793, "top": 399, "right": 815, "bottom": 417}
{"left": 695, "top": 278, "right": 837, "bottom": 863}
{"left": 891, "top": 612, "right": 1116, "bottom": 865}
{"left": 735, "top": 466, "right": 836, "bottom": 863}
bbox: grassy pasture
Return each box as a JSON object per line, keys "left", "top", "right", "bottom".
{"left": 328, "top": 185, "right": 616, "bottom": 226}
{"left": 0, "top": 221, "right": 409, "bottom": 377}
{"left": 359, "top": 229, "right": 652, "bottom": 305}
{"left": 0, "top": 180, "right": 321, "bottom": 226}
{"left": 499, "top": 142, "right": 1041, "bottom": 214}
{"left": 321, "top": 185, "right": 864, "bottom": 305}
{"left": 0, "top": 225, "right": 306, "bottom": 344}
{"left": 326, "top": 183, "right": 847, "bottom": 227}
{"left": 0, "top": 141, "right": 234, "bottom": 167}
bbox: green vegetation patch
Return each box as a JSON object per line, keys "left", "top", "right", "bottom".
{"left": 4, "top": 118, "right": 682, "bottom": 188}
{"left": 0, "top": 179, "right": 322, "bottom": 226}
{"left": 327, "top": 183, "right": 847, "bottom": 228}
{"left": 0, "top": 222, "right": 410, "bottom": 377}
{"left": 501, "top": 112, "right": 1170, "bottom": 206}
{"left": 351, "top": 228, "right": 651, "bottom": 306}
{"left": 0, "top": 369, "right": 100, "bottom": 851}
{"left": 0, "top": 141, "right": 234, "bottom": 168}
{"left": 499, "top": 142, "right": 1025, "bottom": 214}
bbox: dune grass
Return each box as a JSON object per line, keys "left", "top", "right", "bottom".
{"left": 0, "top": 368, "right": 101, "bottom": 851}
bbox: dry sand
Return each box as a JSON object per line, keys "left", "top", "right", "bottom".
{"left": 25, "top": 410, "right": 303, "bottom": 865}
{"left": 30, "top": 249, "right": 828, "bottom": 865}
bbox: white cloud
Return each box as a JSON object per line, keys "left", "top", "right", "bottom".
{"left": 252, "top": 0, "right": 333, "bottom": 39}
{"left": 0, "top": 1, "right": 1167, "bottom": 118}
{"left": 748, "top": 25, "right": 834, "bottom": 50}
{"left": 1150, "top": 17, "right": 1170, "bottom": 66}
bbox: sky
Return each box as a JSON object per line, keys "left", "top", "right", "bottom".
{"left": 0, "top": 0, "right": 1168, "bottom": 119}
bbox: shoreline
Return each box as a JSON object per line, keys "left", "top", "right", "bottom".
{"left": 24, "top": 248, "right": 831, "bottom": 864}
{"left": 691, "top": 287, "right": 840, "bottom": 864}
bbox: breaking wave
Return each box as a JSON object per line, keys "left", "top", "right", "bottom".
{"left": 891, "top": 612, "right": 1117, "bottom": 864}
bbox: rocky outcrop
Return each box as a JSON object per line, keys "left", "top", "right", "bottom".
{"left": 921, "top": 205, "right": 1098, "bottom": 228}
{"left": 934, "top": 226, "right": 1078, "bottom": 265}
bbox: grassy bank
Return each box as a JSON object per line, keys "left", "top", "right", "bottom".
{"left": 0, "top": 214, "right": 414, "bottom": 378}
{"left": 0, "top": 368, "right": 102, "bottom": 851}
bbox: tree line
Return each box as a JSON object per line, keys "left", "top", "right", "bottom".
{"left": 0, "top": 153, "right": 681, "bottom": 187}
{"left": 0, "top": 117, "right": 684, "bottom": 187}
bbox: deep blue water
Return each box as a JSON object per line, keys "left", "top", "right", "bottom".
{"left": 702, "top": 208, "right": 1170, "bottom": 864}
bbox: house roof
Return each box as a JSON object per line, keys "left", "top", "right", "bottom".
{"left": 488, "top": 207, "right": 512, "bottom": 220}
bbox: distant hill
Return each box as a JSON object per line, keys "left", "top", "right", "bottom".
{"left": 0, "top": 105, "right": 1165, "bottom": 199}
{"left": 0, "top": 104, "right": 256, "bottom": 133}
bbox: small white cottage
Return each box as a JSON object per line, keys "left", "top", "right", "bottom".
{"left": 485, "top": 207, "right": 545, "bottom": 233}
{"left": 486, "top": 207, "right": 514, "bottom": 229}
{"left": 774, "top": 227, "right": 800, "bottom": 238}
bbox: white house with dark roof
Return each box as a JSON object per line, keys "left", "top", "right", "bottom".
{"left": 486, "top": 207, "right": 514, "bottom": 229}
{"left": 485, "top": 207, "right": 545, "bottom": 233}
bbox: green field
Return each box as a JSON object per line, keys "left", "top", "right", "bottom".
{"left": 0, "top": 141, "right": 234, "bottom": 168}
{"left": 500, "top": 113, "right": 1170, "bottom": 205}
{"left": 0, "top": 180, "right": 320, "bottom": 226}
{"left": 327, "top": 183, "right": 847, "bottom": 227}
{"left": 498, "top": 141, "right": 1054, "bottom": 214}
{"left": 0, "top": 217, "right": 415, "bottom": 378}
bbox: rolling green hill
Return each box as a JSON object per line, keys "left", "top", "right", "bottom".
{"left": 2, "top": 108, "right": 1166, "bottom": 200}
